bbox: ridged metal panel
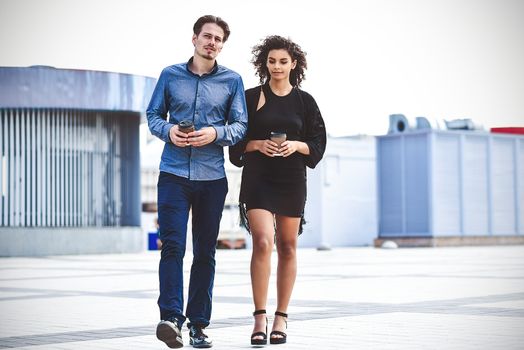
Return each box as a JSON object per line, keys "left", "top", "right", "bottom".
{"left": 0, "top": 108, "right": 139, "bottom": 228}
{"left": 10, "top": 109, "right": 16, "bottom": 226}
{"left": 1, "top": 110, "right": 5, "bottom": 225}
{"left": 377, "top": 130, "right": 524, "bottom": 237}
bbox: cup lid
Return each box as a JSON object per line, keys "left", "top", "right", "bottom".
{"left": 270, "top": 131, "right": 286, "bottom": 136}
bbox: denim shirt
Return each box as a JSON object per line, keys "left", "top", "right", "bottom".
{"left": 147, "top": 58, "right": 248, "bottom": 180}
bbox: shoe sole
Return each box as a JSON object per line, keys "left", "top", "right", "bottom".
{"left": 251, "top": 340, "right": 267, "bottom": 346}
{"left": 156, "top": 322, "right": 183, "bottom": 349}
{"left": 251, "top": 336, "right": 267, "bottom": 346}
{"left": 190, "top": 338, "right": 213, "bottom": 348}
{"left": 270, "top": 336, "right": 287, "bottom": 345}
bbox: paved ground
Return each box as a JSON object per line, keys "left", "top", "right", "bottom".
{"left": 1, "top": 245, "right": 524, "bottom": 349}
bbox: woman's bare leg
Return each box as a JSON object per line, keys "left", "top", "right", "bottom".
{"left": 272, "top": 215, "right": 300, "bottom": 340}
{"left": 248, "top": 209, "right": 275, "bottom": 340}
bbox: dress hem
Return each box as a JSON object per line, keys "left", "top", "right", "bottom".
{"left": 238, "top": 203, "right": 305, "bottom": 235}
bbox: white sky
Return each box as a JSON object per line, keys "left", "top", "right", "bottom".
{"left": 1, "top": 0, "right": 523, "bottom": 136}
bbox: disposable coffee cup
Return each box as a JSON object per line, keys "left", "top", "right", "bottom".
{"left": 270, "top": 131, "right": 286, "bottom": 156}
{"left": 178, "top": 120, "right": 194, "bottom": 134}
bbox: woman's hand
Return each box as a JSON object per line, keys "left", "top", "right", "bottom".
{"left": 280, "top": 140, "right": 309, "bottom": 157}
{"left": 279, "top": 141, "right": 298, "bottom": 157}
{"left": 259, "top": 139, "right": 281, "bottom": 157}
{"left": 246, "top": 140, "right": 280, "bottom": 157}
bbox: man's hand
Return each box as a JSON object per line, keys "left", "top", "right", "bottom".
{"left": 187, "top": 127, "right": 217, "bottom": 147}
{"left": 169, "top": 125, "right": 192, "bottom": 147}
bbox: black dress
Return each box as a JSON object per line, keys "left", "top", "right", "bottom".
{"left": 229, "top": 83, "right": 326, "bottom": 234}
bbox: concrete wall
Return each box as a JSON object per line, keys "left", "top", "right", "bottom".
{"left": 301, "top": 135, "right": 378, "bottom": 247}
{"left": 0, "top": 227, "right": 143, "bottom": 257}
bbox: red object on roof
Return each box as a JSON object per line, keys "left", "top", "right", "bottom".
{"left": 490, "top": 127, "right": 524, "bottom": 135}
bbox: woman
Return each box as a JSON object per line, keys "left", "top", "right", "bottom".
{"left": 229, "top": 35, "right": 326, "bottom": 345}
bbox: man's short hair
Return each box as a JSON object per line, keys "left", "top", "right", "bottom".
{"left": 193, "top": 15, "right": 231, "bottom": 42}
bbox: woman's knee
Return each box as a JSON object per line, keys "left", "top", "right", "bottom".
{"left": 276, "top": 240, "right": 296, "bottom": 259}
{"left": 252, "top": 234, "right": 274, "bottom": 255}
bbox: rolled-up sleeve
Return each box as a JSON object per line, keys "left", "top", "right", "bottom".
{"left": 146, "top": 69, "right": 174, "bottom": 143}
{"left": 214, "top": 76, "right": 248, "bottom": 147}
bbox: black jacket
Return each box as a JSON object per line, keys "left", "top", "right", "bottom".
{"left": 229, "top": 85, "right": 326, "bottom": 168}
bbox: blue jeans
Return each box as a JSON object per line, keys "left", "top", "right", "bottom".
{"left": 157, "top": 172, "right": 228, "bottom": 328}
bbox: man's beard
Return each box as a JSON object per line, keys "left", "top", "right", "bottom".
{"left": 198, "top": 48, "right": 216, "bottom": 61}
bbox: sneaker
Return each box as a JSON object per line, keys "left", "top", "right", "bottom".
{"left": 189, "top": 324, "right": 213, "bottom": 348}
{"left": 156, "top": 319, "right": 183, "bottom": 349}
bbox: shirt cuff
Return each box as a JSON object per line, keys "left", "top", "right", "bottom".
{"left": 163, "top": 123, "right": 174, "bottom": 143}
{"left": 214, "top": 125, "right": 225, "bottom": 143}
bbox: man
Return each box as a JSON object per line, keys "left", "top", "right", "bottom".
{"left": 147, "top": 15, "right": 248, "bottom": 349}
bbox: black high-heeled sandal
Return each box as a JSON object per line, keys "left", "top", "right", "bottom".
{"left": 270, "top": 311, "right": 288, "bottom": 344}
{"left": 251, "top": 309, "right": 268, "bottom": 345}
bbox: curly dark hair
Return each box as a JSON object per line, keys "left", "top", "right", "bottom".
{"left": 251, "top": 35, "right": 307, "bottom": 87}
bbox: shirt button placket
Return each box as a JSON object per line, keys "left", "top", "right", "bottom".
{"left": 190, "top": 80, "right": 201, "bottom": 180}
